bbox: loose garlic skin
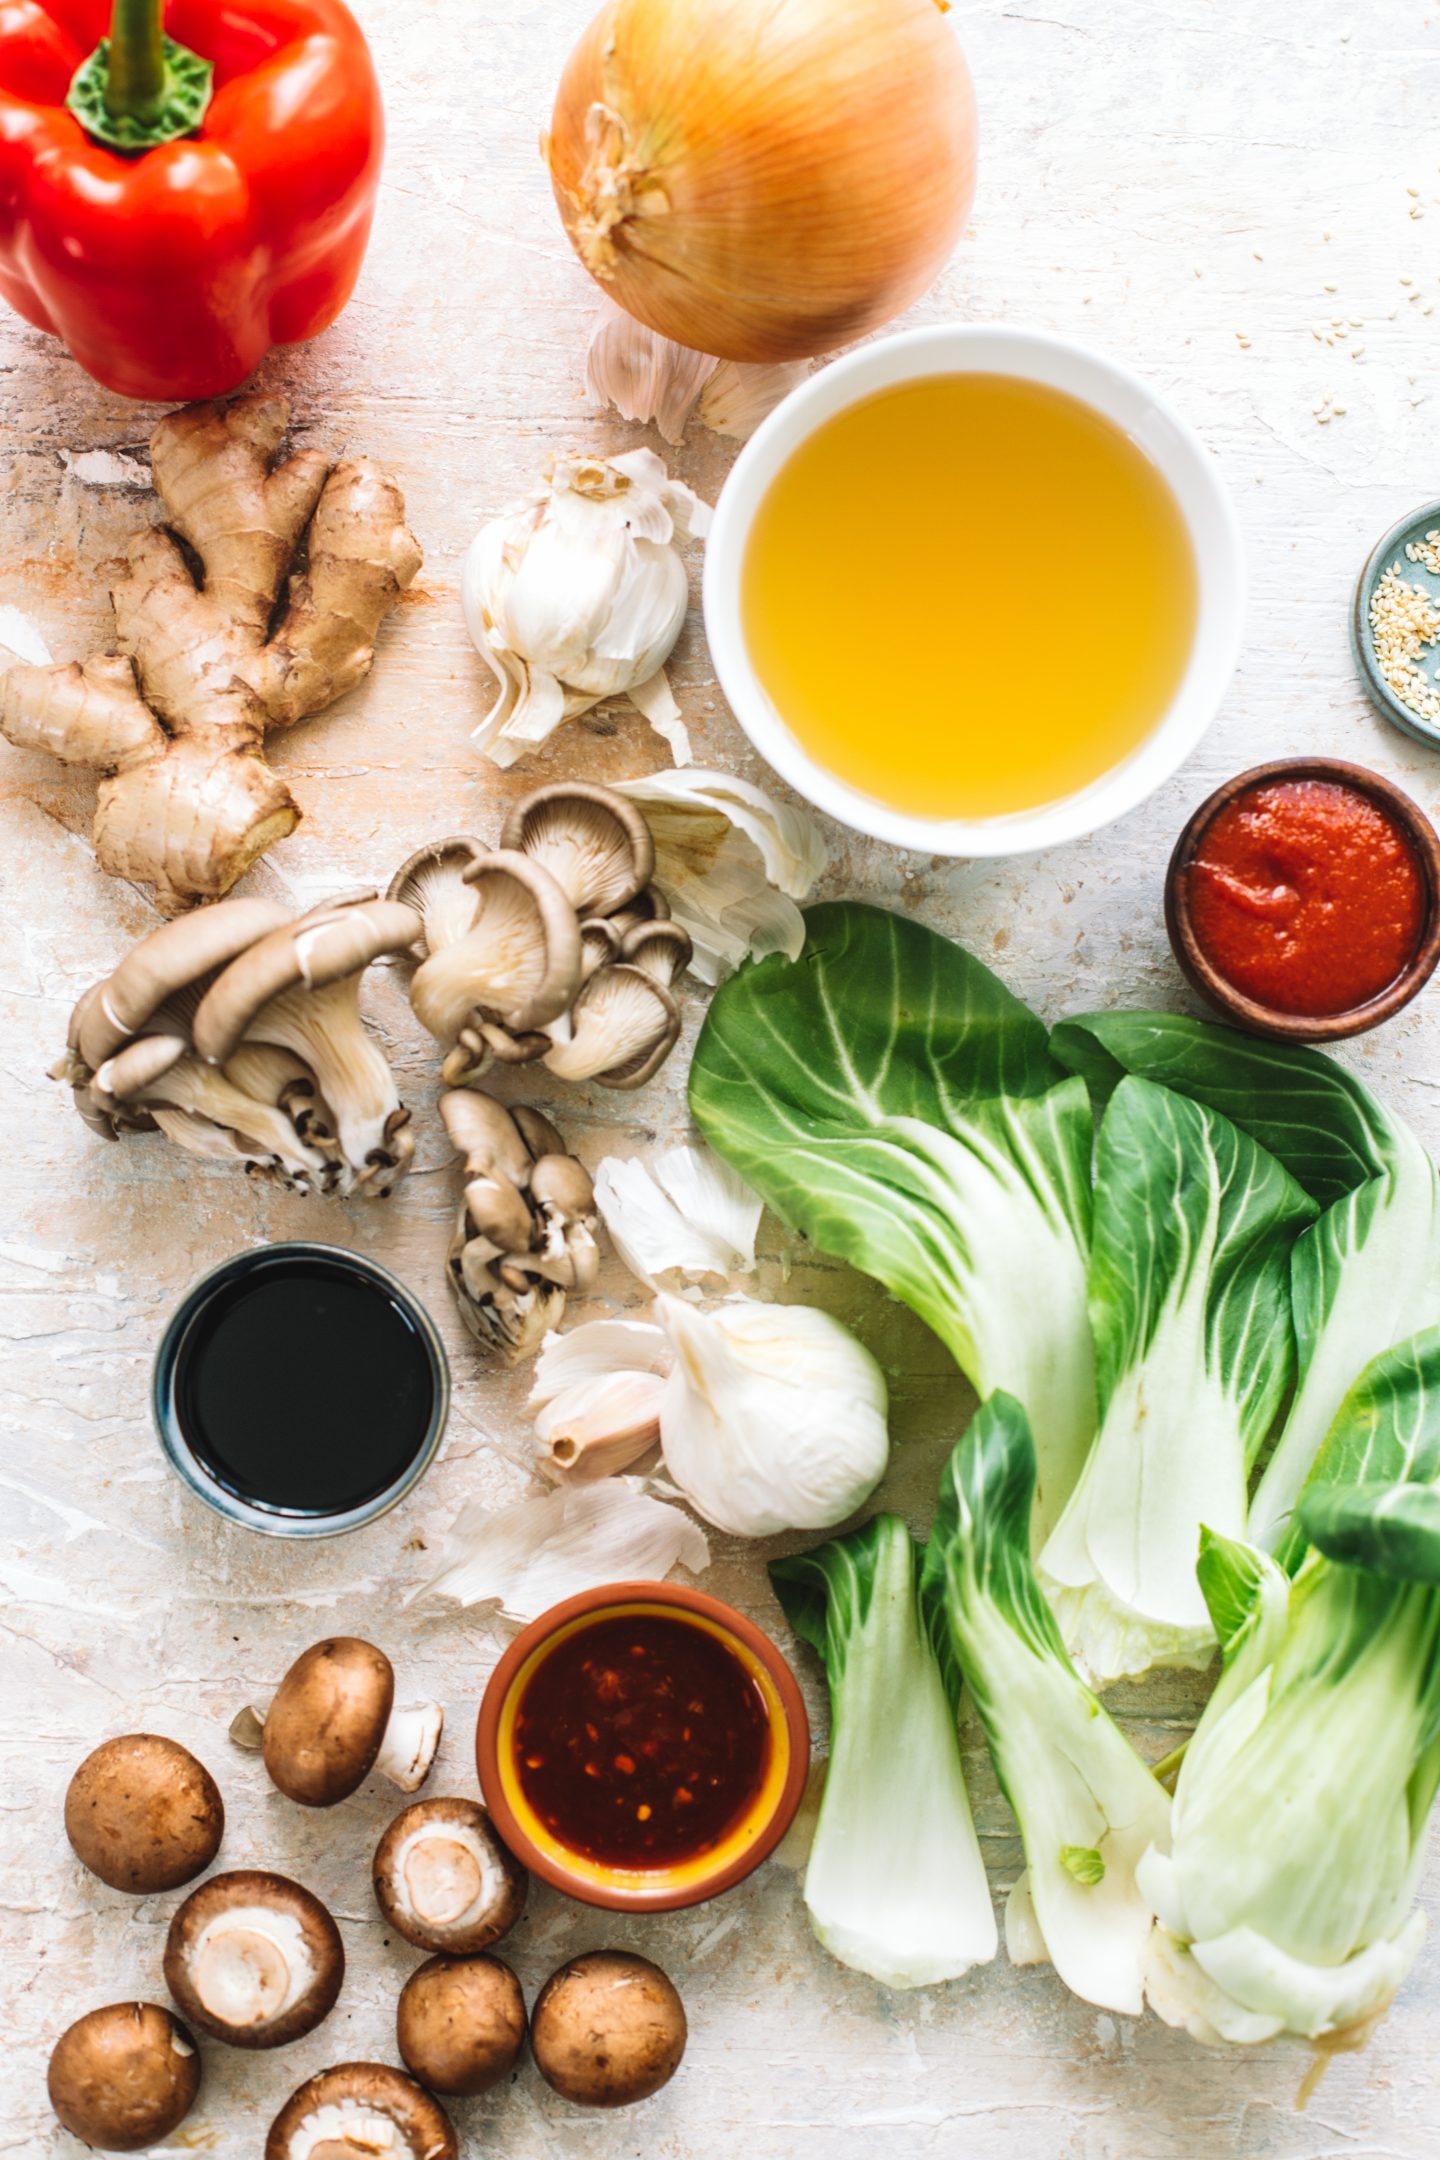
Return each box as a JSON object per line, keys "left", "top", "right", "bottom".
{"left": 188, "top": 1906, "right": 315, "bottom": 2029}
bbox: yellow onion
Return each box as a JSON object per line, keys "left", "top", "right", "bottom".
{"left": 545, "top": 0, "right": 978, "bottom": 365}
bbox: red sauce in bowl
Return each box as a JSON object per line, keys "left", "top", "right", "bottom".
{"left": 512, "top": 1612, "right": 772, "bottom": 1870}
{"left": 1187, "top": 777, "right": 1427, "bottom": 1017}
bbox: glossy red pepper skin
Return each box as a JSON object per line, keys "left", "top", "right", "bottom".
{"left": 0, "top": 0, "right": 382, "bottom": 398}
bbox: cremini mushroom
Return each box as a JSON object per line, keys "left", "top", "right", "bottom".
{"left": 372, "top": 1797, "right": 527, "bottom": 1954}
{"left": 396, "top": 1954, "right": 527, "bottom": 2097}
{"left": 500, "top": 782, "right": 654, "bottom": 917}
{"left": 542, "top": 962, "right": 681, "bottom": 1089}
{"left": 193, "top": 896, "right": 421, "bottom": 1195}
{"left": 164, "top": 1870, "right": 343, "bottom": 2049}
{"left": 386, "top": 834, "right": 489, "bottom": 953}
{"left": 530, "top": 1951, "right": 686, "bottom": 2109}
{"left": 48, "top": 2003, "right": 200, "bottom": 2153}
{"left": 408, "top": 849, "right": 582, "bottom": 1049}
{"left": 441, "top": 1090, "right": 599, "bottom": 1361}
{"left": 65, "top": 1734, "right": 224, "bottom": 1894}
{"left": 265, "top": 2063, "right": 457, "bottom": 2160}
{"left": 242, "top": 1637, "right": 444, "bottom": 1806}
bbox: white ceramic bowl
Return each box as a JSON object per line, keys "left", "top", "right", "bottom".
{"left": 703, "top": 325, "right": 1246, "bottom": 858}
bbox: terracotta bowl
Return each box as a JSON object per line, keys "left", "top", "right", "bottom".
{"left": 476, "top": 1581, "right": 810, "bottom": 1913}
{"left": 1164, "top": 756, "right": 1440, "bottom": 1043}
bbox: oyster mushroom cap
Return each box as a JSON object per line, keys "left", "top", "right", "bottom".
{"left": 410, "top": 850, "right": 581, "bottom": 1042}
{"left": 48, "top": 2002, "right": 200, "bottom": 2154}
{"left": 543, "top": 964, "right": 681, "bottom": 1089}
{"left": 164, "top": 1871, "right": 343, "bottom": 2051}
{"left": 64, "top": 1734, "right": 223, "bottom": 1895}
{"left": 265, "top": 2062, "right": 457, "bottom": 2160}
{"left": 372, "top": 1797, "right": 527, "bottom": 1955}
{"left": 606, "top": 884, "right": 671, "bottom": 937}
{"left": 531, "top": 1951, "right": 687, "bottom": 2109}
{"left": 191, "top": 900, "right": 422, "bottom": 1065}
{"left": 386, "top": 837, "right": 488, "bottom": 955}
{"left": 500, "top": 782, "right": 654, "bottom": 916}
{"left": 579, "top": 916, "right": 624, "bottom": 980}
{"left": 396, "top": 1954, "right": 527, "bottom": 2098}
{"left": 463, "top": 1173, "right": 536, "bottom": 1256}
{"left": 257, "top": 1637, "right": 443, "bottom": 1806}
{"left": 77, "top": 896, "right": 290, "bottom": 1070}
{"left": 91, "top": 1031, "right": 189, "bottom": 1105}
{"left": 510, "top": 1104, "right": 566, "bottom": 1160}
{"left": 620, "top": 917, "right": 693, "bottom": 987}
{"left": 439, "top": 1088, "right": 534, "bottom": 1185}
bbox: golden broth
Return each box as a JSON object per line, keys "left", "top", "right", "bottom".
{"left": 741, "top": 373, "right": 1198, "bottom": 821}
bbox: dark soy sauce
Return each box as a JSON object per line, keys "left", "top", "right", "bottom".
{"left": 174, "top": 1253, "right": 436, "bottom": 1514}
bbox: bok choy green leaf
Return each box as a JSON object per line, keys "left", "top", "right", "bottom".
{"left": 770, "top": 1514, "right": 997, "bottom": 1988}
{"left": 1051, "top": 1011, "right": 1440, "bottom": 1562}
{"left": 1141, "top": 1332, "right": 1440, "bottom": 2044}
{"left": 920, "top": 1393, "right": 1171, "bottom": 2013}
{"left": 691, "top": 903, "right": 1097, "bottom": 1542}
{"left": 1038, "top": 1077, "right": 1316, "bottom": 1683}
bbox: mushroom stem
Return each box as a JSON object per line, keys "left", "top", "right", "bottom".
{"left": 239, "top": 975, "right": 411, "bottom": 1189}
{"left": 374, "top": 1701, "right": 445, "bottom": 1793}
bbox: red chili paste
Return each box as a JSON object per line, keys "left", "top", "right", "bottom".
{"left": 1187, "top": 779, "right": 1426, "bottom": 1017}
{"left": 513, "top": 1612, "right": 771, "bottom": 1869}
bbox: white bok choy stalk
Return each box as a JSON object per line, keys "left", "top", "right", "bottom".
{"left": 1141, "top": 1331, "right": 1440, "bottom": 2044}
{"left": 691, "top": 903, "right": 1097, "bottom": 1546}
{"left": 1051, "top": 1013, "right": 1440, "bottom": 1566}
{"left": 921, "top": 1393, "right": 1171, "bottom": 2014}
{"left": 769, "top": 1515, "right": 997, "bottom": 1989}
{"left": 1038, "top": 1077, "right": 1316, "bottom": 1684}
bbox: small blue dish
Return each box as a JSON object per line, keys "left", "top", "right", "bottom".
{"left": 1352, "top": 499, "right": 1440, "bottom": 749}
{"left": 153, "top": 1242, "right": 449, "bottom": 1539}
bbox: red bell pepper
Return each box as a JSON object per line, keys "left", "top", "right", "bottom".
{"left": 0, "top": 0, "right": 383, "bottom": 399}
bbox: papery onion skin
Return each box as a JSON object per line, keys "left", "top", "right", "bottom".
{"left": 545, "top": 0, "right": 978, "bottom": 365}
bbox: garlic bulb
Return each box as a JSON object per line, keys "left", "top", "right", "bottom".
{"left": 462, "top": 450, "right": 709, "bottom": 770}
{"left": 655, "top": 1294, "right": 889, "bottom": 1537}
{"left": 614, "top": 768, "right": 827, "bottom": 983}
{"left": 585, "top": 301, "right": 808, "bottom": 447}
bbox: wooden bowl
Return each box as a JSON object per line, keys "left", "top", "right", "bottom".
{"left": 475, "top": 1581, "right": 810, "bottom": 1913}
{"left": 1164, "top": 756, "right": 1440, "bottom": 1043}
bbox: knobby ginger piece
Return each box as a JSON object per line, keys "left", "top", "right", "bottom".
{"left": 0, "top": 396, "right": 421, "bottom": 912}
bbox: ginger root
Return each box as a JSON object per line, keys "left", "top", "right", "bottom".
{"left": 0, "top": 396, "right": 422, "bottom": 913}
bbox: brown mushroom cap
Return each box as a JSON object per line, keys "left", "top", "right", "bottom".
{"left": 265, "top": 2061, "right": 457, "bottom": 2160}
{"left": 396, "top": 1953, "right": 527, "bottom": 2097}
{"left": 262, "top": 1637, "right": 395, "bottom": 1806}
{"left": 373, "top": 1797, "right": 527, "bottom": 1954}
{"left": 386, "top": 837, "right": 488, "bottom": 955}
{"left": 501, "top": 783, "right": 654, "bottom": 916}
{"left": 65, "top": 1734, "right": 223, "bottom": 1894}
{"left": 48, "top": 2002, "right": 200, "bottom": 2153}
{"left": 77, "top": 897, "right": 290, "bottom": 1069}
{"left": 164, "top": 1870, "right": 343, "bottom": 2050}
{"left": 531, "top": 1951, "right": 686, "bottom": 2109}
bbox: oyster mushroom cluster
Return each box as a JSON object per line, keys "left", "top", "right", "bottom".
{"left": 440, "top": 1090, "right": 599, "bottom": 1361}
{"left": 53, "top": 893, "right": 421, "bottom": 1196}
{"left": 390, "top": 781, "right": 691, "bottom": 1092}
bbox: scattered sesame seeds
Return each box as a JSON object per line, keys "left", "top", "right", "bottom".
{"left": 1407, "top": 530, "right": 1440, "bottom": 576}
{"left": 1370, "top": 564, "right": 1440, "bottom": 725}
{"left": 1324, "top": 281, "right": 1338, "bottom": 292}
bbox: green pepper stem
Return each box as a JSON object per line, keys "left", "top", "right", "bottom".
{"left": 104, "top": 0, "right": 167, "bottom": 123}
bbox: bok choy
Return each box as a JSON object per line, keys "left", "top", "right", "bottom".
{"left": 691, "top": 903, "right": 1097, "bottom": 1542}
{"left": 1142, "top": 1328, "right": 1440, "bottom": 2044}
{"left": 1038, "top": 1076, "right": 1316, "bottom": 1683}
{"left": 1052, "top": 1012, "right": 1440, "bottom": 1563}
{"left": 921, "top": 1393, "right": 1171, "bottom": 2013}
{"left": 770, "top": 1514, "right": 997, "bottom": 1988}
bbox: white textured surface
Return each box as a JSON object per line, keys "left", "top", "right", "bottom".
{"left": 4, "top": 0, "right": 1440, "bottom": 2152}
